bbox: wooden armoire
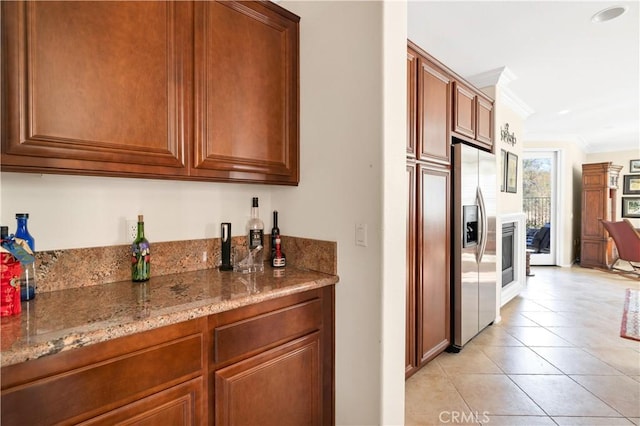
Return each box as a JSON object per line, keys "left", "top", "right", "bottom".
{"left": 580, "top": 162, "right": 622, "bottom": 269}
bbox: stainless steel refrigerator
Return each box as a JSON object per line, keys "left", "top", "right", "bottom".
{"left": 450, "top": 142, "right": 497, "bottom": 351}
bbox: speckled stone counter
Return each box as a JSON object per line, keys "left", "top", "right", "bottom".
{"left": 1, "top": 267, "right": 338, "bottom": 367}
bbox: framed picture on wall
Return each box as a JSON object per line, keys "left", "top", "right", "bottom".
{"left": 630, "top": 159, "right": 640, "bottom": 173}
{"left": 623, "top": 175, "right": 640, "bottom": 194}
{"left": 622, "top": 197, "right": 640, "bottom": 218}
{"left": 500, "top": 149, "right": 506, "bottom": 192}
{"left": 506, "top": 152, "right": 518, "bottom": 193}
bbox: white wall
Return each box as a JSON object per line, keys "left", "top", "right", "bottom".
{"left": 0, "top": 172, "right": 274, "bottom": 249}
{"left": 275, "top": 1, "right": 405, "bottom": 423}
{"left": 0, "top": 2, "right": 407, "bottom": 424}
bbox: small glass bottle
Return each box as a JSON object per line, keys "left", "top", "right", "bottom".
{"left": 15, "top": 213, "right": 36, "bottom": 300}
{"left": 131, "top": 215, "right": 150, "bottom": 282}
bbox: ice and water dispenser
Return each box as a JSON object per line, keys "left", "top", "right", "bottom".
{"left": 463, "top": 205, "right": 478, "bottom": 248}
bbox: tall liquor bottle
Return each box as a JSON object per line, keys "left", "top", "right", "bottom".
{"left": 270, "top": 210, "right": 280, "bottom": 260}
{"left": 131, "top": 215, "right": 150, "bottom": 282}
{"left": 270, "top": 211, "right": 286, "bottom": 268}
{"left": 246, "top": 197, "right": 264, "bottom": 270}
{"left": 247, "top": 197, "right": 264, "bottom": 250}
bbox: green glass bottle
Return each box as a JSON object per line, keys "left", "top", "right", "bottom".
{"left": 131, "top": 215, "right": 150, "bottom": 282}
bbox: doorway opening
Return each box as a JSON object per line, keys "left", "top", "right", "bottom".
{"left": 523, "top": 150, "right": 559, "bottom": 266}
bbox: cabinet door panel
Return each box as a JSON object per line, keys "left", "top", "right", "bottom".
{"left": 1, "top": 322, "right": 205, "bottom": 426}
{"left": 79, "top": 378, "right": 204, "bottom": 426}
{"left": 1, "top": 1, "right": 191, "bottom": 176}
{"left": 215, "top": 334, "right": 321, "bottom": 426}
{"left": 407, "top": 49, "right": 418, "bottom": 157}
{"left": 452, "top": 82, "right": 476, "bottom": 139}
{"left": 406, "top": 163, "right": 417, "bottom": 377}
{"left": 193, "top": 1, "right": 299, "bottom": 184}
{"left": 418, "top": 61, "right": 450, "bottom": 164}
{"left": 476, "top": 97, "right": 494, "bottom": 147}
{"left": 417, "top": 164, "right": 451, "bottom": 364}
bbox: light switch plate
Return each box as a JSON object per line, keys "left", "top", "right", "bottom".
{"left": 355, "top": 223, "right": 367, "bottom": 247}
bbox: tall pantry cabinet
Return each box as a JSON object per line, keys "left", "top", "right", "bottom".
{"left": 580, "top": 162, "right": 623, "bottom": 269}
{"left": 406, "top": 42, "right": 451, "bottom": 378}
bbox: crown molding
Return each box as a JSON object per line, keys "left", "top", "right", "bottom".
{"left": 467, "top": 66, "right": 516, "bottom": 89}
{"left": 467, "top": 66, "right": 534, "bottom": 119}
{"left": 499, "top": 86, "right": 535, "bottom": 119}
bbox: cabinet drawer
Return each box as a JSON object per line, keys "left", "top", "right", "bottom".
{"left": 1, "top": 335, "right": 203, "bottom": 426}
{"left": 214, "top": 298, "right": 322, "bottom": 365}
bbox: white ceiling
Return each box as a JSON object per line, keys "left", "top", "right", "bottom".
{"left": 408, "top": 1, "right": 640, "bottom": 153}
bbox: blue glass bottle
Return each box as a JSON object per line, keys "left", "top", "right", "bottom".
{"left": 15, "top": 213, "right": 36, "bottom": 300}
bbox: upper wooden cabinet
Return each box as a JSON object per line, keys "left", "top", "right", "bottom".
{"left": 418, "top": 60, "right": 451, "bottom": 165}
{"left": 407, "top": 43, "right": 451, "bottom": 165}
{"left": 476, "top": 96, "right": 494, "bottom": 146}
{"left": 452, "top": 82, "right": 476, "bottom": 140}
{"left": 1, "top": 1, "right": 192, "bottom": 177}
{"left": 452, "top": 81, "right": 494, "bottom": 151}
{"left": 0, "top": 0, "right": 300, "bottom": 185}
{"left": 191, "top": 1, "right": 299, "bottom": 184}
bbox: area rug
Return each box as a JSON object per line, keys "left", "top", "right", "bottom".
{"left": 621, "top": 288, "right": 640, "bottom": 341}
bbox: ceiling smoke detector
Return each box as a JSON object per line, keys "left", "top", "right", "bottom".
{"left": 591, "top": 5, "right": 628, "bottom": 23}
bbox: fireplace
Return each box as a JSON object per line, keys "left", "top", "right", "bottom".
{"left": 499, "top": 213, "right": 527, "bottom": 309}
{"left": 502, "top": 222, "right": 515, "bottom": 287}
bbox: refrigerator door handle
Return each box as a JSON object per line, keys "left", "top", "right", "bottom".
{"left": 476, "top": 186, "right": 488, "bottom": 263}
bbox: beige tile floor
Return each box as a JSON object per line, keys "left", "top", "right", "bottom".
{"left": 405, "top": 265, "right": 640, "bottom": 426}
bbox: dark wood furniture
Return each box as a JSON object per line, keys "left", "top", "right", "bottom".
{"left": 580, "top": 162, "right": 622, "bottom": 269}
{"left": 406, "top": 40, "right": 494, "bottom": 378}
{"left": 406, "top": 41, "right": 452, "bottom": 378}
{"left": 1, "top": 0, "right": 299, "bottom": 185}
{"left": 1, "top": 287, "right": 334, "bottom": 425}
{"left": 452, "top": 82, "right": 494, "bottom": 151}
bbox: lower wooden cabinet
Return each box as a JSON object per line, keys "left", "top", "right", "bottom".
{"left": 209, "top": 287, "right": 333, "bottom": 426}
{"left": 0, "top": 319, "right": 207, "bottom": 425}
{"left": 0, "top": 287, "right": 335, "bottom": 425}
{"left": 81, "top": 378, "right": 204, "bottom": 426}
{"left": 406, "top": 160, "right": 451, "bottom": 378}
{"left": 215, "top": 334, "right": 321, "bottom": 425}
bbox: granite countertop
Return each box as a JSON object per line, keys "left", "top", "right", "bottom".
{"left": 0, "top": 267, "right": 338, "bottom": 367}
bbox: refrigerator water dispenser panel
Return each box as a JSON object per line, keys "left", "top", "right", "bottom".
{"left": 463, "top": 205, "right": 478, "bottom": 248}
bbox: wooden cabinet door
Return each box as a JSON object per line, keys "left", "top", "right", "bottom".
{"left": 192, "top": 1, "right": 299, "bottom": 185}
{"left": 1, "top": 319, "right": 206, "bottom": 426}
{"left": 1, "top": 1, "right": 192, "bottom": 178}
{"left": 80, "top": 378, "right": 204, "bottom": 426}
{"left": 418, "top": 60, "right": 451, "bottom": 164}
{"left": 417, "top": 163, "right": 451, "bottom": 365}
{"left": 214, "top": 333, "right": 321, "bottom": 426}
{"left": 476, "top": 96, "right": 494, "bottom": 148}
{"left": 406, "top": 162, "right": 417, "bottom": 377}
{"left": 407, "top": 49, "right": 418, "bottom": 158}
{"left": 580, "top": 163, "right": 622, "bottom": 269}
{"left": 452, "top": 82, "right": 476, "bottom": 140}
